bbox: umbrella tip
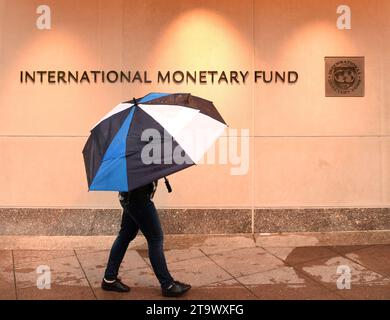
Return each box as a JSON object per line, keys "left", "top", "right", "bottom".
{"left": 164, "top": 177, "right": 172, "bottom": 193}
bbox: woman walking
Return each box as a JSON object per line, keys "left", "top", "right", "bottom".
{"left": 101, "top": 180, "right": 191, "bottom": 297}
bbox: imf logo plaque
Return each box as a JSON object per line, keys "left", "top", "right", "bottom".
{"left": 325, "top": 56, "right": 364, "bottom": 97}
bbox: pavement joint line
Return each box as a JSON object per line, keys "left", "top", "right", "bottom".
{"left": 239, "top": 283, "right": 262, "bottom": 300}
{"left": 215, "top": 262, "right": 293, "bottom": 283}
{"left": 104, "top": 248, "right": 256, "bottom": 287}
{"left": 11, "top": 250, "right": 18, "bottom": 300}
{"left": 198, "top": 248, "right": 238, "bottom": 279}
{"left": 251, "top": 233, "right": 256, "bottom": 244}
{"left": 287, "top": 263, "right": 349, "bottom": 295}
{"left": 139, "top": 253, "right": 152, "bottom": 267}
{"left": 290, "top": 261, "right": 374, "bottom": 298}
{"left": 143, "top": 253, "right": 210, "bottom": 266}
{"left": 233, "top": 263, "right": 302, "bottom": 282}
{"left": 229, "top": 252, "right": 309, "bottom": 299}
{"left": 74, "top": 248, "right": 111, "bottom": 255}
{"left": 232, "top": 269, "right": 272, "bottom": 300}
{"left": 326, "top": 245, "right": 375, "bottom": 255}
{"left": 260, "top": 244, "right": 378, "bottom": 269}
{"left": 203, "top": 245, "right": 259, "bottom": 256}
{"left": 198, "top": 248, "right": 259, "bottom": 299}
{"left": 130, "top": 249, "right": 159, "bottom": 269}
{"left": 263, "top": 248, "right": 339, "bottom": 268}
{"left": 204, "top": 246, "right": 316, "bottom": 281}
{"left": 73, "top": 249, "right": 98, "bottom": 300}
{"left": 259, "top": 246, "right": 344, "bottom": 297}
{"left": 327, "top": 247, "right": 390, "bottom": 281}
{"left": 323, "top": 245, "right": 390, "bottom": 281}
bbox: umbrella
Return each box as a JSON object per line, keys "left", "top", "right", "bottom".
{"left": 82, "top": 92, "right": 227, "bottom": 192}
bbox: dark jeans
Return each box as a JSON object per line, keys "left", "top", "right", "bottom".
{"left": 104, "top": 184, "right": 174, "bottom": 289}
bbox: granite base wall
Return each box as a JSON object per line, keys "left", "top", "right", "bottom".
{"left": 0, "top": 208, "right": 389, "bottom": 235}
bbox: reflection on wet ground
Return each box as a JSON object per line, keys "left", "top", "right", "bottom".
{"left": 0, "top": 235, "right": 389, "bottom": 300}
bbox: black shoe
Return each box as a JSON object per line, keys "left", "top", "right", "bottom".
{"left": 162, "top": 280, "right": 191, "bottom": 297}
{"left": 101, "top": 277, "right": 130, "bottom": 293}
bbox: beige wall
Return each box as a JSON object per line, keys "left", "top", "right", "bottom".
{"left": 0, "top": 0, "right": 389, "bottom": 209}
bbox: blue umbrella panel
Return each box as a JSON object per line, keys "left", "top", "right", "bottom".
{"left": 82, "top": 92, "right": 227, "bottom": 192}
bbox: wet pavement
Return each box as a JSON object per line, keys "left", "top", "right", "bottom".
{"left": 0, "top": 233, "right": 389, "bottom": 300}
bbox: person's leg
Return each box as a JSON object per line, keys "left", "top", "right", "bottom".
{"left": 128, "top": 199, "right": 174, "bottom": 289}
{"left": 104, "top": 204, "right": 139, "bottom": 281}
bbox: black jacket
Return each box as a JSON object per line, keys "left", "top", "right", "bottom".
{"left": 118, "top": 180, "right": 158, "bottom": 204}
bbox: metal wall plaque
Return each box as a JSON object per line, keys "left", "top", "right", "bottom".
{"left": 325, "top": 56, "right": 364, "bottom": 97}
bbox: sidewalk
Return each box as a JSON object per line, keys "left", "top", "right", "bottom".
{"left": 0, "top": 232, "right": 389, "bottom": 300}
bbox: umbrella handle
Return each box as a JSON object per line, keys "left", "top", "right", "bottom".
{"left": 164, "top": 177, "right": 172, "bottom": 193}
